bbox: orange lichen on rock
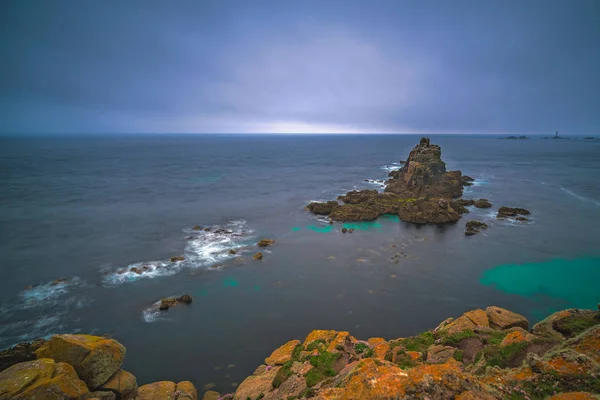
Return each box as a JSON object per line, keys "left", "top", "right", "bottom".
{"left": 500, "top": 330, "right": 529, "bottom": 347}
{"left": 441, "top": 315, "right": 476, "bottom": 335}
{"left": 463, "top": 309, "right": 490, "bottom": 328}
{"left": 535, "top": 351, "right": 599, "bottom": 377}
{"left": 35, "top": 334, "right": 125, "bottom": 390}
{"left": 486, "top": 306, "right": 529, "bottom": 330}
{"left": 571, "top": 326, "right": 600, "bottom": 363}
{"left": 367, "top": 338, "right": 390, "bottom": 360}
{"left": 327, "top": 331, "right": 352, "bottom": 353}
{"left": 303, "top": 330, "right": 339, "bottom": 347}
{"left": 406, "top": 351, "right": 422, "bottom": 362}
{"left": 264, "top": 339, "right": 301, "bottom": 366}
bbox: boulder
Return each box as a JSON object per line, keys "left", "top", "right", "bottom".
{"left": 257, "top": 239, "right": 275, "bottom": 247}
{"left": 91, "top": 391, "right": 117, "bottom": 400}
{"left": 138, "top": 381, "right": 196, "bottom": 400}
{"left": 465, "top": 221, "right": 488, "bottom": 230}
{"left": 233, "top": 365, "right": 280, "bottom": 400}
{"left": 253, "top": 252, "right": 263, "bottom": 260}
{"left": 0, "top": 338, "right": 47, "bottom": 372}
{"left": 474, "top": 199, "right": 492, "bottom": 208}
{"left": 265, "top": 340, "right": 301, "bottom": 366}
{"left": 170, "top": 256, "right": 185, "bottom": 262}
{"left": 485, "top": 306, "right": 528, "bottom": 330}
{"left": 192, "top": 225, "right": 202, "bottom": 231}
{"left": 138, "top": 381, "right": 175, "bottom": 400}
{"left": 35, "top": 334, "right": 126, "bottom": 390}
{"left": 228, "top": 249, "right": 237, "bottom": 255}
{"left": 97, "top": 369, "right": 137, "bottom": 400}
{"left": 0, "top": 358, "right": 90, "bottom": 400}
{"left": 201, "top": 391, "right": 220, "bottom": 400}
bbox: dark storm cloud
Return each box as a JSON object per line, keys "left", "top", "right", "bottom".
{"left": 1, "top": 0, "right": 599, "bottom": 134}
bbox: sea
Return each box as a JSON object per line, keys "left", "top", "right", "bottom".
{"left": 1, "top": 133, "right": 599, "bottom": 393}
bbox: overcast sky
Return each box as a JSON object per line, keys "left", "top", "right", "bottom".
{"left": 1, "top": 0, "right": 599, "bottom": 134}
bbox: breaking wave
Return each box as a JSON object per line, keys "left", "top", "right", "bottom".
{"left": 102, "top": 220, "right": 256, "bottom": 286}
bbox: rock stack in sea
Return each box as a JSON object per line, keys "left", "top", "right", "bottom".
{"left": 0, "top": 306, "right": 598, "bottom": 399}
{"left": 0, "top": 334, "right": 197, "bottom": 400}
{"left": 306, "top": 137, "right": 475, "bottom": 224}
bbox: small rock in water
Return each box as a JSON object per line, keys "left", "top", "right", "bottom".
{"left": 474, "top": 199, "right": 492, "bottom": 208}
{"left": 257, "top": 239, "right": 275, "bottom": 247}
{"left": 204, "top": 227, "right": 211, "bottom": 231}
{"left": 228, "top": 249, "right": 237, "bottom": 255}
{"left": 170, "top": 255, "right": 185, "bottom": 262}
{"left": 348, "top": 228, "right": 355, "bottom": 233}
{"left": 253, "top": 252, "right": 263, "bottom": 260}
{"left": 192, "top": 225, "right": 202, "bottom": 230}
{"left": 341, "top": 228, "right": 348, "bottom": 233}
{"left": 50, "top": 277, "right": 69, "bottom": 286}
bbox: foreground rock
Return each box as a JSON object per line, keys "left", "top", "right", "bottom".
{"left": 0, "top": 338, "right": 46, "bottom": 373}
{"left": 231, "top": 306, "right": 600, "bottom": 400}
{"left": 307, "top": 138, "right": 475, "bottom": 225}
{"left": 36, "top": 334, "right": 126, "bottom": 390}
{"left": 0, "top": 358, "right": 90, "bottom": 400}
{"left": 138, "top": 380, "right": 197, "bottom": 400}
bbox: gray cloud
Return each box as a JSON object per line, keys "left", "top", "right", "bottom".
{"left": 1, "top": 0, "right": 599, "bottom": 134}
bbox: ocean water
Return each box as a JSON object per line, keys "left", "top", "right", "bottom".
{"left": 1, "top": 134, "right": 599, "bottom": 391}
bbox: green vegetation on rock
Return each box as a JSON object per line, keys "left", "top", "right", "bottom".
{"left": 399, "top": 332, "right": 435, "bottom": 352}
{"left": 305, "top": 351, "right": 340, "bottom": 387}
{"left": 440, "top": 329, "right": 476, "bottom": 346}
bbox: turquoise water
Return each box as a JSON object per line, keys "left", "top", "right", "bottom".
{"left": 480, "top": 257, "right": 600, "bottom": 311}
{"left": 292, "top": 217, "right": 399, "bottom": 233}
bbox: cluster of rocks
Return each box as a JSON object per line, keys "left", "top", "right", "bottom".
{"left": 306, "top": 138, "right": 476, "bottom": 225}
{"left": 465, "top": 220, "right": 488, "bottom": 236}
{"left": 253, "top": 239, "right": 275, "bottom": 261}
{"left": 222, "top": 306, "right": 599, "bottom": 400}
{"left": 0, "top": 334, "right": 198, "bottom": 400}
{"left": 497, "top": 206, "right": 531, "bottom": 221}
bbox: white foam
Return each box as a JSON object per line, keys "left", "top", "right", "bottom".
{"left": 19, "top": 277, "right": 82, "bottom": 309}
{"left": 364, "top": 179, "right": 386, "bottom": 188}
{"left": 142, "top": 300, "right": 164, "bottom": 323}
{"left": 381, "top": 163, "right": 402, "bottom": 172}
{"left": 103, "top": 220, "right": 255, "bottom": 286}
{"left": 560, "top": 187, "right": 600, "bottom": 206}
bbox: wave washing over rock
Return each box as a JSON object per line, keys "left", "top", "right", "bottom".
{"left": 1, "top": 306, "right": 598, "bottom": 399}
{"left": 102, "top": 220, "right": 255, "bottom": 286}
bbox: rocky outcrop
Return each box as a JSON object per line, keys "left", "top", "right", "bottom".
{"left": 253, "top": 252, "right": 263, "bottom": 260}
{"left": 307, "top": 138, "right": 474, "bottom": 224}
{"left": 385, "top": 138, "right": 473, "bottom": 199}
